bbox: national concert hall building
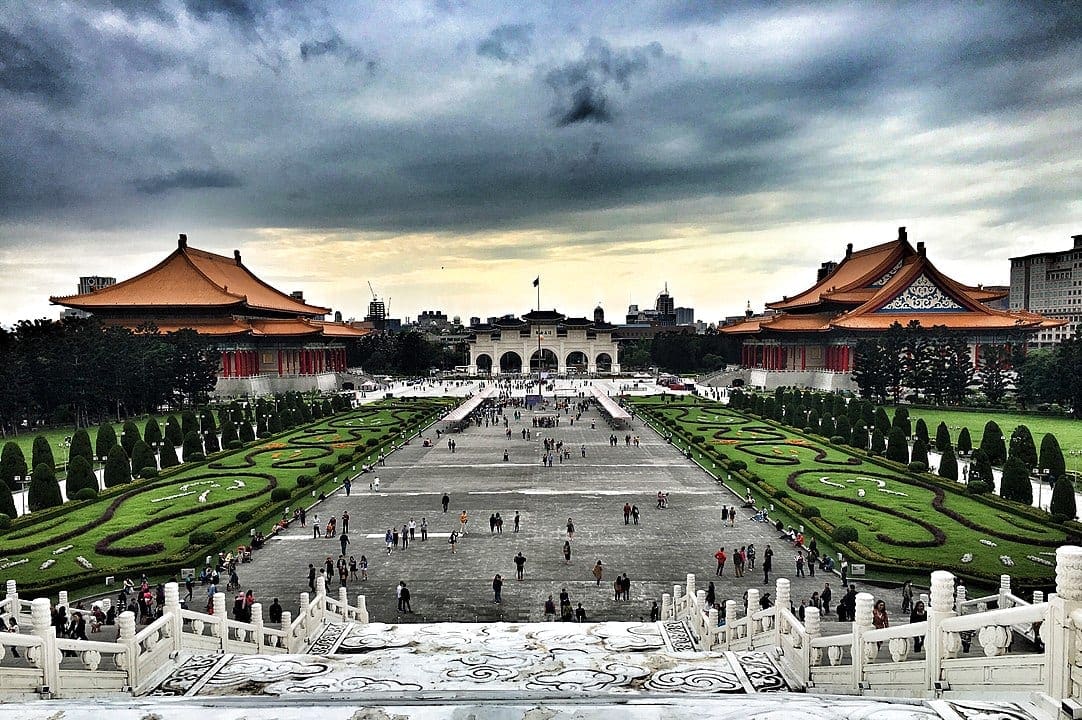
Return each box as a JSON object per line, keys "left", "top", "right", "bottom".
{"left": 51, "top": 234, "right": 368, "bottom": 395}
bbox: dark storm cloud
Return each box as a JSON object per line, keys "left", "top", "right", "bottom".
{"left": 476, "top": 23, "right": 534, "bottom": 63}
{"left": 299, "top": 32, "right": 374, "bottom": 70}
{"left": 545, "top": 38, "right": 666, "bottom": 126}
{"left": 134, "top": 169, "right": 243, "bottom": 195}
{"left": 0, "top": 26, "right": 78, "bottom": 105}
{"left": 184, "top": 0, "right": 260, "bottom": 28}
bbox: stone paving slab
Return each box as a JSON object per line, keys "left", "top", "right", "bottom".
{"left": 201, "top": 400, "right": 909, "bottom": 625}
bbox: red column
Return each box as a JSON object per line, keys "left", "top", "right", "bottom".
{"left": 844, "top": 346, "right": 851, "bottom": 372}
{"left": 826, "top": 346, "right": 833, "bottom": 371}
{"left": 237, "top": 351, "right": 244, "bottom": 377}
{"left": 277, "top": 350, "right": 283, "bottom": 377}
{"left": 801, "top": 345, "right": 807, "bottom": 371}
{"left": 301, "top": 350, "right": 307, "bottom": 375}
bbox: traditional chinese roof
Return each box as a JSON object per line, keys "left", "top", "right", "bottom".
{"left": 725, "top": 228, "right": 1067, "bottom": 336}
{"left": 522, "top": 310, "right": 566, "bottom": 322}
{"left": 51, "top": 235, "right": 330, "bottom": 316}
{"left": 132, "top": 317, "right": 370, "bottom": 339}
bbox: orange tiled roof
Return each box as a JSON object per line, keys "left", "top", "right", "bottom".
{"left": 767, "top": 240, "right": 907, "bottom": 310}
{"left": 51, "top": 237, "right": 330, "bottom": 316}
{"left": 138, "top": 318, "right": 253, "bottom": 336}
{"left": 311, "top": 321, "right": 371, "bottom": 338}
{"left": 111, "top": 316, "right": 375, "bottom": 340}
{"left": 720, "top": 317, "right": 764, "bottom": 334}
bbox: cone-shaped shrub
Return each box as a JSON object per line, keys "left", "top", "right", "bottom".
{"left": 938, "top": 445, "right": 958, "bottom": 481}
{"left": 65, "top": 454, "right": 98, "bottom": 496}
{"left": 165, "top": 416, "right": 184, "bottom": 448}
{"left": 131, "top": 440, "right": 157, "bottom": 475}
{"left": 0, "top": 441, "right": 28, "bottom": 491}
{"left": 28, "top": 462, "right": 61, "bottom": 510}
{"left": 103, "top": 445, "right": 132, "bottom": 488}
{"left": 935, "top": 422, "right": 951, "bottom": 453}
{"left": 69, "top": 429, "right": 94, "bottom": 465}
{"left": 1050, "top": 476, "right": 1077, "bottom": 521}
{"left": 32, "top": 435, "right": 55, "bottom": 472}
{"left": 1039, "top": 433, "right": 1066, "bottom": 481}
{"left": 979, "top": 421, "right": 1006, "bottom": 466}
{"left": 1000, "top": 456, "right": 1032, "bottom": 504}
{"left": 143, "top": 417, "right": 163, "bottom": 447}
{"left": 886, "top": 427, "right": 910, "bottom": 463}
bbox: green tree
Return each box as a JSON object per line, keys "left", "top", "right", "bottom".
{"left": 914, "top": 418, "right": 929, "bottom": 446}
{"left": 166, "top": 329, "right": 219, "bottom": 406}
{"left": 165, "top": 415, "right": 184, "bottom": 447}
{"left": 1039, "top": 433, "right": 1066, "bottom": 481}
{"left": 849, "top": 423, "right": 868, "bottom": 449}
{"left": 957, "top": 427, "right": 973, "bottom": 455}
{"left": 200, "top": 408, "right": 218, "bottom": 434}
{"left": 834, "top": 415, "right": 851, "bottom": 441}
{"left": 1008, "top": 425, "right": 1038, "bottom": 470}
{"left": 143, "top": 417, "right": 163, "bottom": 447}
{"left": 31, "top": 435, "right": 55, "bottom": 472}
{"left": 69, "top": 428, "right": 94, "bottom": 465}
{"left": 131, "top": 440, "right": 157, "bottom": 476}
{"left": 103, "top": 445, "right": 132, "bottom": 488}
{"left": 203, "top": 429, "right": 220, "bottom": 454}
{"left": 220, "top": 420, "right": 238, "bottom": 447}
{"left": 181, "top": 410, "right": 198, "bottom": 439}
{"left": 819, "top": 414, "right": 835, "bottom": 438}
{"left": 911, "top": 438, "right": 929, "bottom": 468}
{"left": 871, "top": 428, "right": 886, "bottom": 454}
{"left": 95, "top": 422, "right": 118, "bottom": 461}
{"left": 65, "top": 455, "right": 98, "bottom": 496}
{"left": 979, "top": 345, "right": 1011, "bottom": 406}
{"left": 120, "top": 420, "right": 141, "bottom": 457}
{"left": 0, "top": 441, "right": 28, "bottom": 491}
{"left": 873, "top": 407, "right": 891, "bottom": 435}
{"left": 28, "top": 462, "right": 62, "bottom": 510}
{"left": 934, "top": 422, "right": 951, "bottom": 453}
{"left": 891, "top": 407, "right": 911, "bottom": 438}
{"left": 159, "top": 442, "right": 180, "bottom": 469}
{"left": 979, "top": 421, "right": 1006, "bottom": 466}
{"left": 969, "top": 448, "right": 993, "bottom": 486}
{"left": 886, "top": 427, "right": 910, "bottom": 463}
{"left": 1016, "top": 349, "right": 1060, "bottom": 409}
{"left": 1050, "top": 476, "right": 1077, "bottom": 521}
{"left": 239, "top": 419, "right": 255, "bottom": 443}
{"left": 182, "top": 432, "right": 204, "bottom": 461}
{"left": 0, "top": 481, "right": 16, "bottom": 518}
{"left": 999, "top": 457, "right": 1032, "bottom": 504}
{"left": 938, "top": 444, "right": 958, "bottom": 481}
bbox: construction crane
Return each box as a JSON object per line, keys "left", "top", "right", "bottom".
{"left": 368, "top": 281, "right": 377, "bottom": 300}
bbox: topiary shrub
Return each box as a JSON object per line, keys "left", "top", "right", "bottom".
{"left": 226, "top": 440, "right": 243, "bottom": 450}
{"left": 885, "top": 427, "right": 909, "bottom": 464}
{"left": 907, "top": 461, "right": 928, "bottom": 473}
{"left": 830, "top": 435, "right": 845, "bottom": 445}
{"left": 236, "top": 510, "right": 253, "bottom": 523}
{"left": 774, "top": 490, "right": 789, "bottom": 499}
{"left": 138, "top": 466, "right": 159, "bottom": 479}
{"left": 318, "top": 462, "right": 335, "bottom": 475}
{"left": 338, "top": 452, "right": 352, "bottom": 464}
{"left": 832, "top": 525, "right": 858, "bottom": 543}
{"left": 189, "top": 530, "right": 216, "bottom": 546}
{"left": 297, "top": 475, "right": 313, "bottom": 487}
{"left": 74, "top": 487, "right": 98, "bottom": 501}
{"left": 967, "top": 480, "right": 992, "bottom": 494}
{"left": 729, "top": 460, "right": 747, "bottom": 472}
{"left": 1051, "top": 476, "right": 1077, "bottom": 522}
{"left": 186, "top": 452, "right": 205, "bottom": 462}
{"left": 957, "top": 427, "right": 973, "bottom": 454}
{"left": 801, "top": 506, "right": 821, "bottom": 518}
{"left": 691, "top": 435, "right": 705, "bottom": 444}
{"left": 366, "top": 438, "right": 380, "bottom": 447}
{"left": 271, "top": 487, "right": 291, "bottom": 502}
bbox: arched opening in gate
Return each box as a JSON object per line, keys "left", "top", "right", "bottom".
{"left": 530, "top": 348, "right": 559, "bottom": 373}
{"left": 566, "top": 351, "right": 588, "bottom": 373}
{"left": 499, "top": 351, "right": 522, "bottom": 374}
{"left": 596, "top": 352, "right": 613, "bottom": 372}
{"left": 475, "top": 354, "right": 493, "bottom": 374}
{"left": 341, "top": 382, "right": 355, "bottom": 391}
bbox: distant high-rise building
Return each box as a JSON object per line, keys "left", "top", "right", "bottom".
{"left": 365, "top": 299, "right": 387, "bottom": 328}
{"left": 655, "top": 284, "right": 675, "bottom": 317}
{"left": 675, "top": 307, "right": 694, "bottom": 325}
{"left": 78, "top": 276, "right": 116, "bottom": 295}
{"left": 593, "top": 304, "right": 605, "bottom": 323}
{"left": 469, "top": 316, "right": 482, "bottom": 327}
{"left": 1010, "top": 234, "right": 1082, "bottom": 347}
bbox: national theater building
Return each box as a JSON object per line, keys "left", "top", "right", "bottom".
{"left": 51, "top": 234, "right": 368, "bottom": 395}
{"left": 721, "top": 227, "right": 1066, "bottom": 391}
{"left": 467, "top": 310, "right": 620, "bottom": 375}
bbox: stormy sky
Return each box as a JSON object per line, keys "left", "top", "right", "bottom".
{"left": 1, "top": 0, "right": 1079, "bottom": 325}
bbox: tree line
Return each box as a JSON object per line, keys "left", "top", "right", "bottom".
{"left": 852, "top": 321, "right": 1082, "bottom": 415}
{"left": 347, "top": 331, "right": 467, "bottom": 376}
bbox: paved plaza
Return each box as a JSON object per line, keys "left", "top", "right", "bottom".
{"left": 238, "top": 396, "right": 906, "bottom": 627}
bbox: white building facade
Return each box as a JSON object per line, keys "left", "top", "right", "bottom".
{"left": 1010, "top": 234, "right": 1082, "bottom": 347}
{"left": 467, "top": 310, "right": 620, "bottom": 375}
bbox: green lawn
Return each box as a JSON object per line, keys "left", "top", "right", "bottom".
{"left": 893, "top": 407, "right": 1082, "bottom": 473}
{"left": 0, "top": 399, "right": 452, "bottom": 592}
{"left": 2, "top": 414, "right": 178, "bottom": 469}
{"left": 631, "top": 396, "right": 1065, "bottom": 585}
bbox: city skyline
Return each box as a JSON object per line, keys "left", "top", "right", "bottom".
{"left": 1, "top": 1, "right": 1079, "bottom": 326}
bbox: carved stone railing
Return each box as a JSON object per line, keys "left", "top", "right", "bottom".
{"left": 0, "top": 575, "right": 369, "bottom": 699}
{"left": 665, "top": 546, "right": 1082, "bottom": 707}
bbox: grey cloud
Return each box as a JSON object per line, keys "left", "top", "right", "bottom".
{"left": 476, "top": 23, "right": 534, "bottom": 63}
{"left": 184, "top": 0, "right": 260, "bottom": 27}
{"left": 546, "top": 38, "right": 666, "bottom": 126}
{"left": 299, "top": 32, "right": 375, "bottom": 70}
{"left": 134, "top": 169, "right": 243, "bottom": 195}
{"left": 0, "top": 26, "right": 77, "bottom": 106}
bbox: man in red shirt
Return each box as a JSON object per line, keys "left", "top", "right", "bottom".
{"left": 714, "top": 547, "right": 727, "bottom": 576}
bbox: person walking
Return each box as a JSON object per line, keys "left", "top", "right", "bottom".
{"left": 514, "top": 552, "right": 527, "bottom": 580}
{"left": 385, "top": 528, "right": 394, "bottom": 555}
{"left": 513, "top": 511, "right": 520, "bottom": 533}
{"left": 621, "top": 574, "right": 631, "bottom": 601}
{"left": 339, "top": 532, "right": 350, "bottom": 557}
{"left": 747, "top": 543, "right": 756, "bottom": 570}
{"left": 492, "top": 574, "right": 503, "bottom": 604}
{"left": 631, "top": 505, "right": 639, "bottom": 524}
{"left": 544, "top": 595, "right": 557, "bottom": 621}
{"left": 734, "top": 547, "right": 745, "bottom": 578}
{"left": 300, "top": 507, "right": 306, "bottom": 527}
{"left": 401, "top": 523, "right": 409, "bottom": 550}
{"left": 762, "top": 545, "right": 774, "bottom": 585}
{"left": 360, "top": 555, "right": 368, "bottom": 581}
{"left": 623, "top": 502, "right": 632, "bottom": 525}
{"left": 821, "top": 582, "right": 833, "bottom": 616}
{"left": 420, "top": 517, "right": 428, "bottom": 541}
{"left": 442, "top": 493, "right": 450, "bottom": 512}
{"left": 910, "top": 600, "right": 928, "bottom": 652}
{"left": 349, "top": 555, "right": 358, "bottom": 581}
{"left": 901, "top": 581, "right": 913, "bottom": 614}
{"left": 490, "top": 513, "right": 497, "bottom": 534}
{"left": 312, "top": 514, "right": 321, "bottom": 538}
{"left": 449, "top": 530, "right": 458, "bottom": 554}
{"left": 795, "top": 551, "right": 805, "bottom": 578}
{"left": 307, "top": 564, "right": 316, "bottom": 593}
{"left": 460, "top": 510, "right": 469, "bottom": 534}
{"left": 563, "top": 540, "right": 572, "bottom": 565}
{"left": 341, "top": 510, "right": 350, "bottom": 534}
{"left": 592, "top": 559, "right": 604, "bottom": 586}
{"left": 409, "top": 518, "right": 416, "bottom": 541}
{"left": 400, "top": 583, "right": 412, "bottom": 613}
{"left": 566, "top": 517, "right": 575, "bottom": 541}
{"left": 714, "top": 547, "right": 727, "bottom": 576}
{"left": 613, "top": 576, "right": 622, "bottom": 601}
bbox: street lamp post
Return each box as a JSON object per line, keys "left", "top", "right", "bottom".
{"left": 16, "top": 474, "right": 31, "bottom": 516}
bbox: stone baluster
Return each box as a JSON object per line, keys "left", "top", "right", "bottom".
{"left": 954, "top": 585, "right": 966, "bottom": 614}
{"left": 724, "top": 600, "right": 737, "bottom": 646}
{"left": 355, "top": 595, "right": 369, "bottom": 624}
{"left": 249, "top": 603, "right": 263, "bottom": 651}
{"left": 926, "top": 569, "right": 957, "bottom": 691}
{"left": 163, "top": 582, "right": 182, "bottom": 653}
{"left": 338, "top": 587, "right": 349, "bottom": 619}
{"left": 686, "top": 574, "right": 696, "bottom": 602}
{"left": 694, "top": 590, "right": 707, "bottom": 639}
{"left": 4, "top": 580, "right": 17, "bottom": 617}
{"left": 671, "top": 585, "right": 681, "bottom": 618}
{"left": 775, "top": 578, "right": 791, "bottom": 647}
{"left": 999, "top": 574, "right": 1012, "bottom": 608}
{"left": 852, "top": 592, "right": 874, "bottom": 691}
{"left": 804, "top": 606, "right": 821, "bottom": 672}
{"left": 314, "top": 577, "right": 327, "bottom": 625}
{"left": 212, "top": 593, "right": 227, "bottom": 648}
{"left": 117, "top": 611, "right": 138, "bottom": 689}
{"left": 280, "top": 611, "right": 293, "bottom": 651}
{"left": 707, "top": 606, "right": 719, "bottom": 649}
{"left": 746, "top": 589, "right": 760, "bottom": 639}
{"left": 661, "top": 593, "right": 672, "bottom": 621}
{"left": 1033, "top": 590, "right": 1044, "bottom": 604}
{"left": 30, "top": 597, "right": 59, "bottom": 695}
{"left": 57, "top": 591, "right": 68, "bottom": 609}
{"left": 1047, "top": 546, "right": 1082, "bottom": 699}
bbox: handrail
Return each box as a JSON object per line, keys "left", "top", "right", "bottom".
{"left": 862, "top": 621, "right": 928, "bottom": 643}
{"left": 811, "top": 632, "right": 854, "bottom": 647}
{"left": 133, "top": 614, "right": 171, "bottom": 644}
{"left": 940, "top": 603, "right": 1046, "bottom": 632}
{"left": 54, "top": 638, "right": 126, "bottom": 654}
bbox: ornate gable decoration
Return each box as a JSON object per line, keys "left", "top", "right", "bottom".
{"left": 868, "top": 259, "right": 903, "bottom": 288}
{"left": 876, "top": 273, "right": 965, "bottom": 313}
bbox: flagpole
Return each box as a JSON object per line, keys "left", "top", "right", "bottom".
{"left": 534, "top": 276, "right": 541, "bottom": 402}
